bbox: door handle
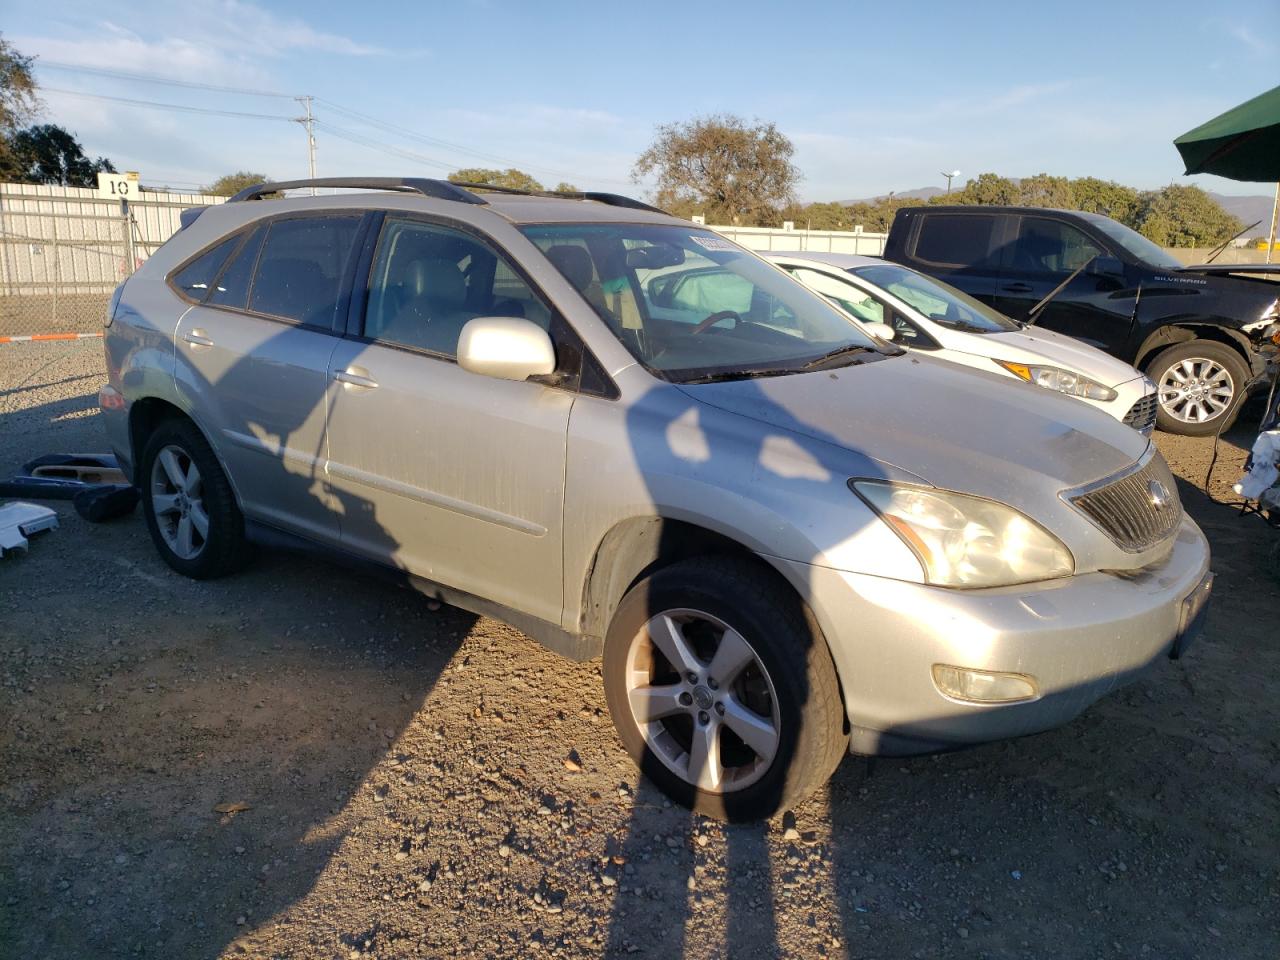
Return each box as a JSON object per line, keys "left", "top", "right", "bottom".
{"left": 1001, "top": 282, "right": 1034, "bottom": 293}
{"left": 334, "top": 367, "right": 378, "bottom": 390}
{"left": 182, "top": 328, "right": 214, "bottom": 348}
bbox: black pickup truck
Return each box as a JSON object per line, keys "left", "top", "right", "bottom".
{"left": 884, "top": 205, "right": 1279, "bottom": 435}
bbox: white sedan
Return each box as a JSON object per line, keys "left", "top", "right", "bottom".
{"left": 766, "top": 252, "right": 1158, "bottom": 434}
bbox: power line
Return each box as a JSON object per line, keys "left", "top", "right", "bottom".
{"left": 314, "top": 97, "right": 627, "bottom": 186}
{"left": 313, "top": 120, "right": 457, "bottom": 173}
{"left": 41, "top": 87, "right": 298, "bottom": 122}
{"left": 37, "top": 61, "right": 294, "bottom": 98}
{"left": 37, "top": 63, "right": 633, "bottom": 189}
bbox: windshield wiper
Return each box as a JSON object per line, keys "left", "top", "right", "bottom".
{"left": 801, "top": 344, "right": 875, "bottom": 370}
{"left": 678, "top": 367, "right": 797, "bottom": 384}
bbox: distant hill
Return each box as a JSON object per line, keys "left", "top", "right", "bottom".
{"left": 1208, "top": 193, "right": 1276, "bottom": 235}
{"left": 841, "top": 186, "right": 943, "bottom": 204}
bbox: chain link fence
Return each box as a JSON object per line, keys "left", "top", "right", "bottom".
{"left": 0, "top": 183, "right": 222, "bottom": 340}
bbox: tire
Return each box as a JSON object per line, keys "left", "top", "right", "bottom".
{"left": 1148, "top": 340, "right": 1250, "bottom": 437}
{"left": 602, "top": 556, "right": 847, "bottom": 821}
{"left": 140, "top": 417, "right": 252, "bottom": 579}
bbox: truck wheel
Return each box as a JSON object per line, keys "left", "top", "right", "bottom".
{"left": 1149, "top": 341, "right": 1249, "bottom": 436}
{"left": 140, "top": 418, "right": 252, "bottom": 579}
{"left": 602, "top": 556, "right": 847, "bottom": 821}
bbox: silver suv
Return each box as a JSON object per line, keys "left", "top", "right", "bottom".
{"left": 101, "top": 178, "right": 1213, "bottom": 820}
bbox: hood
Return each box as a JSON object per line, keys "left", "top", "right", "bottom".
{"left": 678, "top": 353, "right": 1148, "bottom": 510}
{"left": 974, "top": 325, "right": 1147, "bottom": 388}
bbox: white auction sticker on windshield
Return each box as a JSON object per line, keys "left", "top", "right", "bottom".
{"left": 690, "top": 235, "right": 737, "bottom": 251}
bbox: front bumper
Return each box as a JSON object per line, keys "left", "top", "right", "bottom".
{"left": 1090, "top": 374, "right": 1156, "bottom": 435}
{"left": 783, "top": 515, "right": 1211, "bottom": 756}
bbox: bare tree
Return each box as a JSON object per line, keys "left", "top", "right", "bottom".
{"left": 632, "top": 114, "right": 800, "bottom": 225}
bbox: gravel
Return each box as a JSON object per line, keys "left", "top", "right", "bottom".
{"left": 1, "top": 340, "right": 1278, "bottom": 959}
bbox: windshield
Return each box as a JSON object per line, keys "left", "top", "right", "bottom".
{"left": 851, "top": 262, "right": 1020, "bottom": 333}
{"left": 1078, "top": 213, "right": 1183, "bottom": 270}
{"left": 520, "top": 224, "right": 888, "bottom": 382}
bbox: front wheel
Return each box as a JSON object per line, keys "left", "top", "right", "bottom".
{"left": 602, "top": 557, "right": 847, "bottom": 821}
{"left": 1149, "top": 341, "right": 1250, "bottom": 436}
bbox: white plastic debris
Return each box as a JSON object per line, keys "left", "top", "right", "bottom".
{"left": 0, "top": 501, "right": 59, "bottom": 557}
{"left": 1234, "top": 429, "right": 1280, "bottom": 501}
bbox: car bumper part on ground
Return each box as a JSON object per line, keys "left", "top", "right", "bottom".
{"left": 783, "top": 515, "right": 1211, "bottom": 756}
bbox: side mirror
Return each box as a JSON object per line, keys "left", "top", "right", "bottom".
{"left": 864, "top": 321, "right": 896, "bottom": 341}
{"left": 457, "top": 317, "right": 556, "bottom": 382}
{"left": 1089, "top": 255, "right": 1125, "bottom": 278}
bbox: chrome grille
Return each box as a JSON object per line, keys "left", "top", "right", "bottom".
{"left": 1122, "top": 394, "right": 1158, "bottom": 433}
{"left": 1068, "top": 457, "right": 1182, "bottom": 552}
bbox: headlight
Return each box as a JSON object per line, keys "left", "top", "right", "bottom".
{"left": 994, "top": 360, "right": 1118, "bottom": 401}
{"left": 851, "top": 480, "right": 1075, "bottom": 588}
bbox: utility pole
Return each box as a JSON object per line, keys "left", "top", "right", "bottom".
{"left": 295, "top": 95, "right": 317, "bottom": 193}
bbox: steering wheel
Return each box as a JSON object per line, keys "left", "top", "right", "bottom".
{"left": 689, "top": 310, "right": 741, "bottom": 336}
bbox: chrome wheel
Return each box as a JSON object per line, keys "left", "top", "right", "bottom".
{"left": 1158, "top": 357, "right": 1235, "bottom": 424}
{"left": 149, "top": 444, "right": 208, "bottom": 560}
{"left": 623, "top": 608, "right": 780, "bottom": 794}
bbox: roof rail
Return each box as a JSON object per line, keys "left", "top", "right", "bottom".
{"left": 448, "top": 181, "right": 666, "bottom": 214}
{"left": 226, "top": 177, "right": 486, "bottom": 204}
{"left": 226, "top": 176, "right": 666, "bottom": 215}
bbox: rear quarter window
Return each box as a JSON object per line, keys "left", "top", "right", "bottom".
{"left": 914, "top": 214, "right": 997, "bottom": 268}
{"left": 169, "top": 235, "right": 240, "bottom": 302}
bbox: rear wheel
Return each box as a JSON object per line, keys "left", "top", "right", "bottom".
{"left": 1149, "top": 341, "right": 1249, "bottom": 436}
{"left": 140, "top": 418, "right": 252, "bottom": 579}
{"left": 602, "top": 557, "right": 847, "bottom": 821}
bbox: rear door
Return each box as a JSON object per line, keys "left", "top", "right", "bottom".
{"left": 323, "top": 215, "right": 575, "bottom": 625}
{"left": 173, "top": 212, "right": 363, "bottom": 543}
{"left": 898, "top": 210, "right": 1004, "bottom": 305}
{"left": 993, "top": 215, "right": 1136, "bottom": 354}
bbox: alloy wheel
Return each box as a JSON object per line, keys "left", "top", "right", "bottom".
{"left": 622, "top": 608, "right": 780, "bottom": 794}
{"left": 149, "top": 444, "right": 209, "bottom": 560}
{"left": 1158, "top": 357, "right": 1234, "bottom": 424}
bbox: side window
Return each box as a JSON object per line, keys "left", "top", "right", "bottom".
{"left": 207, "top": 225, "right": 265, "bottom": 309}
{"left": 247, "top": 216, "right": 361, "bottom": 328}
{"left": 789, "top": 268, "right": 885, "bottom": 324}
{"left": 365, "top": 218, "right": 551, "bottom": 356}
{"left": 170, "top": 235, "right": 240, "bottom": 302}
{"left": 1011, "top": 218, "right": 1104, "bottom": 275}
{"left": 914, "top": 214, "right": 997, "bottom": 268}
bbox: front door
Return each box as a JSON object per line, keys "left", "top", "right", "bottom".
{"left": 993, "top": 215, "right": 1137, "bottom": 355}
{"left": 324, "top": 215, "right": 574, "bottom": 624}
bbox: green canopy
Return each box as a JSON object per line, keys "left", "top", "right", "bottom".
{"left": 1174, "top": 84, "right": 1280, "bottom": 182}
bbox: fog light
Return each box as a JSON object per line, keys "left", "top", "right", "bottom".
{"left": 932, "top": 664, "right": 1039, "bottom": 703}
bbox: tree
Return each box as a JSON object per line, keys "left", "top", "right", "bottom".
{"left": 1069, "top": 177, "right": 1141, "bottom": 224}
{"left": 0, "top": 35, "right": 38, "bottom": 134}
{"left": 205, "top": 171, "right": 272, "bottom": 196}
{"left": 1132, "top": 185, "right": 1242, "bottom": 247}
{"left": 632, "top": 114, "right": 800, "bottom": 225}
{"left": 5, "top": 124, "right": 116, "bottom": 187}
{"left": 448, "top": 167, "right": 543, "bottom": 192}
{"left": 936, "top": 173, "right": 1020, "bottom": 206}
{"left": 1017, "top": 173, "right": 1073, "bottom": 208}
{"left": 553, "top": 181, "right": 579, "bottom": 193}
{"left": 0, "top": 35, "right": 40, "bottom": 180}
{"left": 845, "top": 195, "right": 926, "bottom": 233}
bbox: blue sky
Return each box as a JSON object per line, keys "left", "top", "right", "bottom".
{"left": 8, "top": 0, "right": 1279, "bottom": 200}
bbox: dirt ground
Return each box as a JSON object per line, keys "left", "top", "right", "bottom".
{"left": 1, "top": 340, "right": 1277, "bottom": 960}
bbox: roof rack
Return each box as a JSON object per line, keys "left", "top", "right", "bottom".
{"left": 226, "top": 177, "right": 486, "bottom": 204}
{"left": 226, "top": 176, "right": 665, "bottom": 214}
{"left": 447, "top": 181, "right": 666, "bottom": 214}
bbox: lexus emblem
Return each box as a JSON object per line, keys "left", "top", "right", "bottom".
{"left": 1148, "top": 479, "right": 1172, "bottom": 511}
